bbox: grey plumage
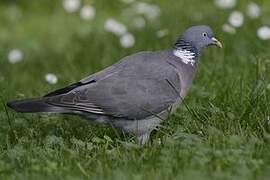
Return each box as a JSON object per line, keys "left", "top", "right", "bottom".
{"left": 7, "top": 25, "right": 222, "bottom": 144}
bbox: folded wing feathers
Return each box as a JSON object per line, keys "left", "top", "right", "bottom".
{"left": 47, "top": 100, "right": 106, "bottom": 114}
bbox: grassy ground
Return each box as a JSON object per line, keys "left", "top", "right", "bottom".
{"left": 1, "top": 0, "right": 270, "bottom": 179}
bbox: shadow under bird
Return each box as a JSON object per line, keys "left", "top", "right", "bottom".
{"left": 7, "top": 25, "right": 222, "bottom": 144}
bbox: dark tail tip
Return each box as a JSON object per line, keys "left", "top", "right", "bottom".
{"left": 7, "top": 101, "right": 15, "bottom": 109}
{"left": 7, "top": 98, "right": 56, "bottom": 113}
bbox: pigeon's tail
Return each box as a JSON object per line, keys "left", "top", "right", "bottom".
{"left": 7, "top": 98, "right": 66, "bottom": 113}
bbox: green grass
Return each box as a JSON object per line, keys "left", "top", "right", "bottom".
{"left": 1, "top": 0, "right": 270, "bottom": 179}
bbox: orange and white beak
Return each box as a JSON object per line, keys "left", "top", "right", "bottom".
{"left": 211, "top": 37, "right": 223, "bottom": 48}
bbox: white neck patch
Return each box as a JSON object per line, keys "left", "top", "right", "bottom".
{"left": 173, "top": 49, "right": 195, "bottom": 66}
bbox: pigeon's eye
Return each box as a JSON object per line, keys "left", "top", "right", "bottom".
{"left": 202, "top": 32, "right": 208, "bottom": 37}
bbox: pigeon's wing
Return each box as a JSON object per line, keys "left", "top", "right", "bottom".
{"left": 44, "top": 52, "right": 151, "bottom": 97}
{"left": 44, "top": 51, "right": 181, "bottom": 120}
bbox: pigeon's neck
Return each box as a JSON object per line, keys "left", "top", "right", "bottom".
{"left": 173, "top": 39, "right": 199, "bottom": 66}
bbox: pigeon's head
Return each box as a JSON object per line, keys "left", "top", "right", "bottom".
{"left": 177, "top": 25, "right": 223, "bottom": 51}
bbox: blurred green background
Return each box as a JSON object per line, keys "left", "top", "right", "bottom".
{"left": 1, "top": 0, "right": 270, "bottom": 179}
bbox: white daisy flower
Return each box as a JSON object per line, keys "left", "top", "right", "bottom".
{"left": 80, "top": 5, "right": 95, "bottom": 20}
{"left": 45, "top": 73, "right": 58, "bottom": 84}
{"left": 8, "top": 49, "right": 23, "bottom": 64}
{"left": 63, "top": 0, "right": 81, "bottom": 13}
{"left": 222, "top": 23, "right": 236, "bottom": 34}
{"left": 228, "top": 11, "right": 244, "bottom": 28}
{"left": 132, "top": 17, "right": 146, "bottom": 29}
{"left": 120, "top": 33, "right": 135, "bottom": 48}
{"left": 104, "top": 18, "right": 127, "bottom": 36}
{"left": 246, "top": 2, "right": 261, "bottom": 19}
{"left": 257, "top": 26, "right": 270, "bottom": 40}
{"left": 134, "top": 2, "right": 160, "bottom": 20}
{"left": 156, "top": 29, "right": 169, "bottom": 38}
{"left": 214, "top": 0, "right": 236, "bottom": 9}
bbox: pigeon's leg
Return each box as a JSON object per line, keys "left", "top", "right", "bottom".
{"left": 137, "top": 132, "right": 150, "bottom": 145}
